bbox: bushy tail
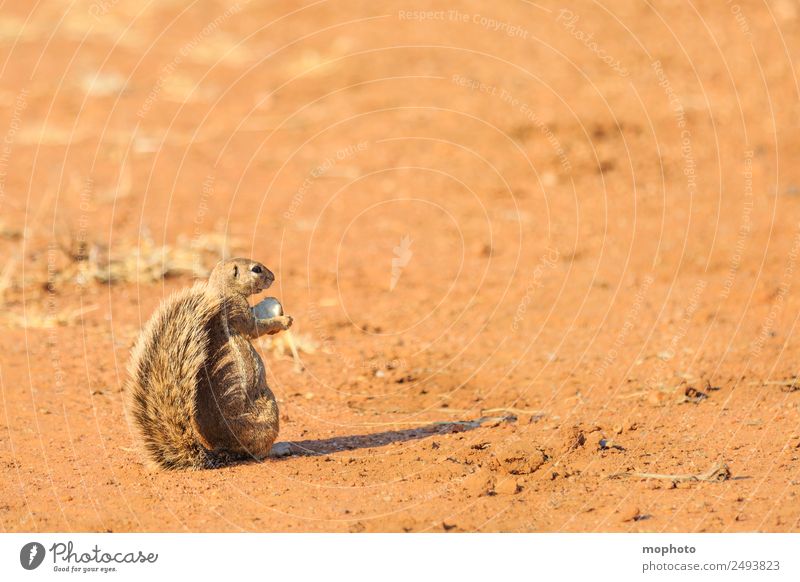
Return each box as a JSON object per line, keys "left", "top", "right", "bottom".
{"left": 126, "top": 287, "right": 233, "bottom": 470}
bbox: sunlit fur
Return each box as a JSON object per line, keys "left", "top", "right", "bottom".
{"left": 125, "top": 258, "right": 292, "bottom": 470}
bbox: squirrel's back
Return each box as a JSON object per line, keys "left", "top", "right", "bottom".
{"left": 126, "top": 283, "right": 225, "bottom": 470}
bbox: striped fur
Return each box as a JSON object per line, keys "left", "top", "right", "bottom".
{"left": 126, "top": 285, "right": 244, "bottom": 469}
{"left": 125, "top": 259, "right": 286, "bottom": 470}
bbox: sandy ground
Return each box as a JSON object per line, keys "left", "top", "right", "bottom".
{"left": 1, "top": 0, "right": 800, "bottom": 532}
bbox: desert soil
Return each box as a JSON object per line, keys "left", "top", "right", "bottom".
{"left": 2, "top": 0, "right": 800, "bottom": 532}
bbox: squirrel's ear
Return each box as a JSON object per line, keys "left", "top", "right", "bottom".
{"left": 232, "top": 264, "right": 239, "bottom": 278}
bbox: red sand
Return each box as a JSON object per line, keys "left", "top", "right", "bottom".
{"left": 2, "top": 0, "right": 800, "bottom": 532}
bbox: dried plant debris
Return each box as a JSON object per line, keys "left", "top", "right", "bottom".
{"left": 257, "top": 332, "right": 318, "bottom": 358}
{"left": 48, "top": 232, "right": 241, "bottom": 287}
{"left": 0, "top": 221, "right": 25, "bottom": 240}
{"left": 598, "top": 438, "right": 625, "bottom": 451}
{"left": 610, "top": 461, "right": 731, "bottom": 483}
{"left": 750, "top": 377, "right": 800, "bottom": 393}
{"left": 480, "top": 407, "right": 546, "bottom": 423}
{"left": 640, "top": 380, "right": 713, "bottom": 406}
{"left": 0, "top": 256, "right": 15, "bottom": 303}
{"left": 682, "top": 386, "right": 709, "bottom": 404}
{"left": 3, "top": 305, "right": 98, "bottom": 329}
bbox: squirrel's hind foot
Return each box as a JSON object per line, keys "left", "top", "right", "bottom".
{"left": 203, "top": 448, "right": 253, "bottom": 469}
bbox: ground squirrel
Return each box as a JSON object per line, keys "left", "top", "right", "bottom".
{"left": 126, "top": 258, "right": 293, "bottom": 470}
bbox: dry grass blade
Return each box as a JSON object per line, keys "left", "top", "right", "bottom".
{"left": 257, "top": 332, "right": 318, "bottom": 361}
{"left": 480, "top": 406, "right": 546, "bottom": 416}
{"left": 284, "top": 330, "right": 304, "bottom": 372}
{"left": 3, "top": 304, "right": 99, "bottom": 329}
{"left": 0, "top": 221, "right": 25, "bottom": 240}
{"left": 749, "top": 377, "right": 800, "bottom": 392}
{"left": 617, "top": 390, "right": 649, "bottom": 400}
{"left": 49, "top": 232, "right": 242, "bottom": 287}
{"left": 609, "top": 461, "right": 731, "bottom": 483}
{"left": 0, "top": 256, "right": 16, "bottom": 303}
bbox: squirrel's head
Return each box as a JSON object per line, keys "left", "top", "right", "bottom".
{"left": 209, "top": 258, "right": 275, "bottom": 297}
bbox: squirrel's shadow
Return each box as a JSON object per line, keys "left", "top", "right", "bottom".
{"left": 267, "top": 416, "right": 511, "bottom": 459}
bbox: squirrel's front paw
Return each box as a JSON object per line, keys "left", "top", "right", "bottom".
{"left": 255, "top": 315, "right": 293, "bottom": 336}
{"left": 268, "top": 315, "right": 293, "bottom": 333}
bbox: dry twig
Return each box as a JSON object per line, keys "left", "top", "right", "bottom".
{"left": 610, "top": 461, "right": 731, "bottom": 483}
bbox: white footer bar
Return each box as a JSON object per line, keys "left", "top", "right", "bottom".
{"left": 1, "top": 533, "right": 797, "bottom": 581}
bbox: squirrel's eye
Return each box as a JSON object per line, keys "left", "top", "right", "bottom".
{"left": 251, "top": 265, "right": 263, "bottom": 274}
